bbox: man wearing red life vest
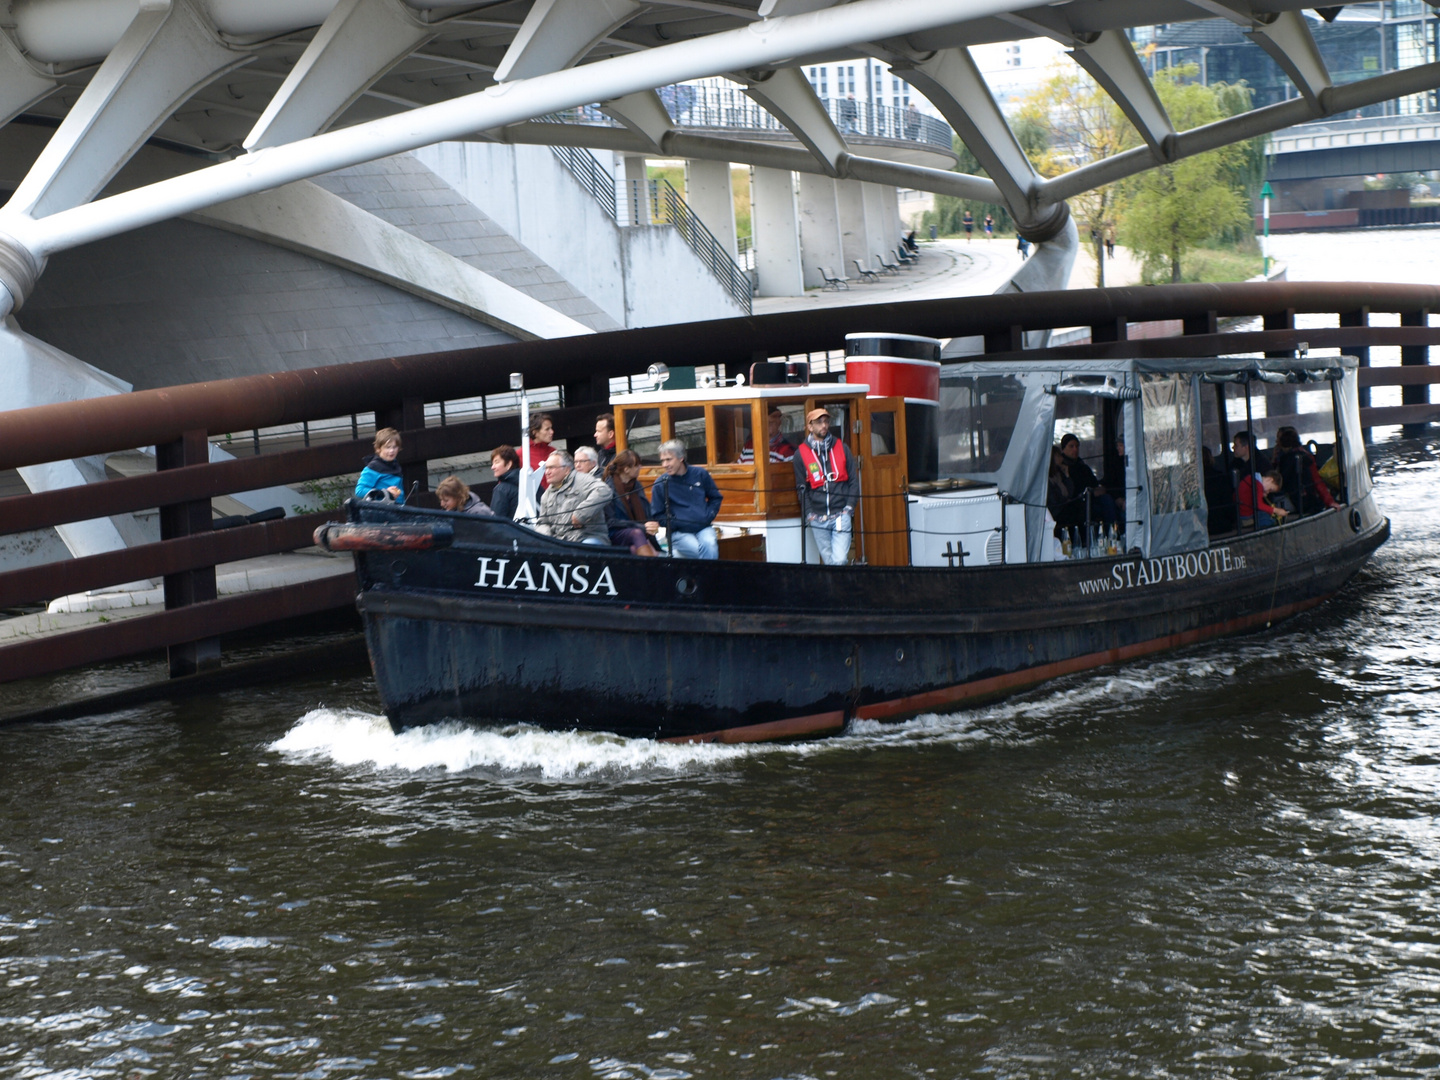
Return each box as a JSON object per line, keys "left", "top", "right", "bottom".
{"left": 793, "top": 408, "right": 861, "bottom": 565}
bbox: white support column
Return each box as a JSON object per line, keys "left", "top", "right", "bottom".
{"left": 894, "top": 46, "right": 1066, "bottom": 238}
{"left": 1069, "top": 29, "right": 1175, "bottom": 157}
{"left": 684, "top": 158, "right": 738, "bottom": 260}
{"left": 0, "top": 31, "right": 56, "bottom": 129}
{"left": 494, "top": 0, "right": 641, "bottom": 83}
{"left": 741, "top": 66, "right": 849, "bottom": 174}
{"left": 6, "top": 0, "right": 245, "bottom": 220}
{"left": 751, "top": 167, "right": 803, "bottom": 297}
{"left": 1247, "top": 10, "right": 1332, "bottom": 110}
{"left": 602, "top": 90, "right": 676, "bottom": 152}
{"left": 895, "top": 48, "right": 1036, "bottom": 213}
{"left": 861, "top": 181, "right": 889, "bottom": 266}
{"left": 797, "top": 173, "right": 844, "bottom": 289}
{"left": 836, "top": 177, "right": 869, "bottom": 272}
{"left": 619, "top": 153, "right": 649, "bottom": 225}
{"left": 244, "top": 0, "right": 437, "bottom": 152}
{"left": 622, "top": 154, "right": 649, "bottom": 183}
{"left": 879, "top": 183, "right": 901, "bottom": 247}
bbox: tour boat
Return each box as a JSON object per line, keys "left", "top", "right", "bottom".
{"left": 318, "top": 334, "right": 1388, "bottom": 742}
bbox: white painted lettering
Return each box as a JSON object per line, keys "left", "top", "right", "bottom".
{"left": 590, "top": 566, "right": 618, "bottom": 596}
{"left": 508, "top": 561, "right": 537, "bottom": 591}
{"left": 1089, "top": 544, "right": 1249, "bottom": 597}
{"left": 539, "top": 562, "right": 571, "bottom": 593}
{"left": 476, "top": 557, "right": 509, "bottom": 588}
{"left": 569, "top": 565, "right": 590, "bottom": 594}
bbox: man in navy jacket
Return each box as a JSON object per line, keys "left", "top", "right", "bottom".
{"left": 649, "top": 440, "right": 723, "bottom": 559}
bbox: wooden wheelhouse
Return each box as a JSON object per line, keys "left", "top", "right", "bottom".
{"left": 610, "top": 384, "right": 911, "bottom": 567}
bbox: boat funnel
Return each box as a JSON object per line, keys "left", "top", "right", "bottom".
{"left": 844, "top": 333, "right": 942, "bottom": 484}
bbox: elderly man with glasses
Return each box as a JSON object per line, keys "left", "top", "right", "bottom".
{"left": 535, "top": 450, "right": 610, "bottom": 545}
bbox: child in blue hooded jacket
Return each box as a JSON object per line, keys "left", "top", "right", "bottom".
{"left": 355, "top": 427, "right": 405, "bottom": 504}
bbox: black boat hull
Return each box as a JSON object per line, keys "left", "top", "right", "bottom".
{"left": 346, "top": 495, "right": 1388, "bottom": 741}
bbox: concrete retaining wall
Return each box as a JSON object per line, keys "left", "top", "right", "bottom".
{"left": 414, "top": 143, "right": 744, "bottom": 327}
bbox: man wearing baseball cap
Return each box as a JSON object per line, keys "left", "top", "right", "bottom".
{"left": 793, "top": 407, "right": 861, "bottom": 565}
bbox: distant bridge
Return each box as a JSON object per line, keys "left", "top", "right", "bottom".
{"left": 1269, "top": 114, "right": 1440, "bottom": 180}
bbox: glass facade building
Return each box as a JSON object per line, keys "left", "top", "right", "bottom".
{"left": 1133, "top": 5, "right": 1438, "bottom": 117}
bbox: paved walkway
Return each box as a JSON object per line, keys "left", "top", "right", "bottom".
{"left": 753, "top": 238, "right": 1144, "bottom": 315}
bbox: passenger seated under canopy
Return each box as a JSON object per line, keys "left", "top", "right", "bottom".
{"left": 1273, "top": 426, "right": 1337, "bottom": 516}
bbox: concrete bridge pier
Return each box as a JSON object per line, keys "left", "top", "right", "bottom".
{"left": 797, "top": 175, "right": 844, "bottom": 290}
{"left": 752, "top": 167, "right": 804, "bottom": 297}
{"left": 684, "top": 159, "right": 739, "bottom": 262}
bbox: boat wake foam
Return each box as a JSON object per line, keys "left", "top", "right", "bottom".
{"left": 271, "top": 654, "right": 1246, "bottom": 779}
{"left": 269, "top": 706, "right": 1010, "bottom": 778}
{"left": 269, "top": 708, "right": 767, "bottom": 778}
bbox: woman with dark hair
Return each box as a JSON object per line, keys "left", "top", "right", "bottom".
{"left": 1047, "top": 446, "right": 1085, "bottom": 531}
{"left": 604, "top": 450, "right": 660, "bottom": 556}
{"left": 526, "top": 412, "right": 555, "bottom": 474}
{"left": 1274, "top": 425, "right": 1336, "bottom": 515}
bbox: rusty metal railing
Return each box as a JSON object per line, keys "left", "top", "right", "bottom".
{"left": 0, "top": 280, "right": 1434, "bottom": 702}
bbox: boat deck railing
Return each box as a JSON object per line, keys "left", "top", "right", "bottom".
{"left": 0, "top": 280, "right": 1435, "bottom": 718}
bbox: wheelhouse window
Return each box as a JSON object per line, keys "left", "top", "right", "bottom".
{"left": 939, "top": 375, "right": 1025, "bottom": 475}
{"left": 772, "top": 404, "right": 807, "bottom": 453}
{"left": 814, "top": 401, "right": 853, "bottom": 451}
{"left": 713, "top": 404, "right": 753, "bottom": 464}
{"left": 868, "top": 410, "right": 897, "bottom": 456}
{"left": 670, "top": 406, "right": 709, "bottom": 465}
{"left": 1141, "top": 374, "right": 1202, "bottom": 515}
{"left": 625, "top": 408, "right": 661, "bottom": 464}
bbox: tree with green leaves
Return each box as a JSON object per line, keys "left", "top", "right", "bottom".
{"left": 1119, "top": 68, "right": 1252, "bottom": 283}
{"left": 1015, "top": 67, "right": 1138, "bottom": 286}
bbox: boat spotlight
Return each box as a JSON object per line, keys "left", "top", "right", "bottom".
{"left": 647, "top": 362, "right": 670, "bottom": 386}
{"left": 509, "top": 372, "right": 524, "bottom": 390}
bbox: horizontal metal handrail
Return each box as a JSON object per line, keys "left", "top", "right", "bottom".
{"left": 0, "top": 576, "right": 357, "bottom": 685}
{"left": 0, "top": 511, "right": 336, "bottom": 610}
{"left": 0, "top": 418, "right": 508, "bottom": 536}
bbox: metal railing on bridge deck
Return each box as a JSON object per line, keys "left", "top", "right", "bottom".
{"left": 0, "top": 280, "right": 1436, "bottom": 718}
{"left": 548, "top": 83, "right": 954, "bottom": 152}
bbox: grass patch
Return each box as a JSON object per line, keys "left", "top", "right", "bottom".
{"left": 647, "top": 163, "right": 685, "bottom": 191}
{"left": 733, "top": 165, "right": 751, "bottom": 241}
{"left": 1142, "top": 240, "right": 1263, "bottom": 285}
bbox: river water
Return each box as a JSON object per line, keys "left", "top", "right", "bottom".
{"left": 3, "top": 230, "right": 1440, "bottom": 1079}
